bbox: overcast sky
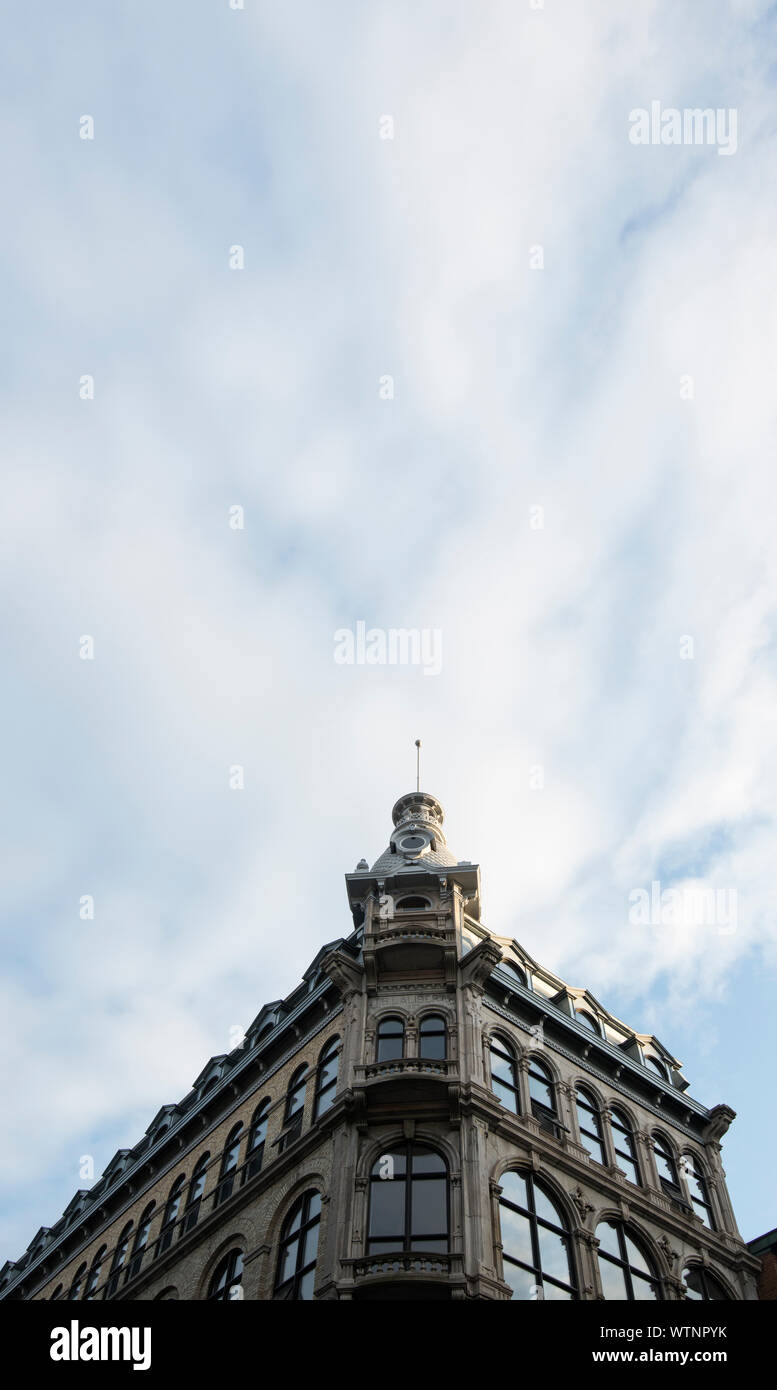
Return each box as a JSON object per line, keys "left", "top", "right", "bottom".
{"left": 2, "top": 0, "right": 777, "bottom": 1265}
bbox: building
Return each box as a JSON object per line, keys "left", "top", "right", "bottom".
{"left": 0, "top": 791, "right": 760, "bottom": 1301}
{"left": 746, "top": 1228, "right": 777, "bottom": 1300}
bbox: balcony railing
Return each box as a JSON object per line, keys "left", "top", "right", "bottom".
{"left": 355, "top": 1058, "right": 457, "bottom": 1082}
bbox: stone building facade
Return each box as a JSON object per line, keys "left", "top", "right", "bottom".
{"left": 0, "top": 791, "right": 760, "bottom": 1301}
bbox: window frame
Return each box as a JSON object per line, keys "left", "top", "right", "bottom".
{"left": 375, "top": 1016, "right": 405, "bottom": 1064}
{"left": 274, "top": 1190, "right": 322, "bottom": 1300}
{"left": 313, "top": 1037, "right": 340, "bottom": 1119}
{"left": 366, "top": 1142, "right": 450, "bottom": 1256}
{"left": 596, "top": 1221, "right": 661, "bottom": 1301}
{"left": 489, "top": 1034, "right": 520, "bottom": 1113}
{"left": 498, "top": 1170, "right": 577, "bottom": 1300}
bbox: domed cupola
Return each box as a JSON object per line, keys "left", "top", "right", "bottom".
{"left": 370, "top": 792, "right": 459, "bottom": 873}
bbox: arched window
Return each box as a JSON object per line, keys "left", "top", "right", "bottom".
{"left": 419, "top": 1015, "right": 447, "bottom": 1060}
{"left": 576, "top": 1087, "right": 606, "bottom": 1165}
{"left": 157, "top": 1175, "right": 186, "bottom": 1256}
{"left": 596, "top": 1222, "right": 660, "bottom": 1300}
{"left": 127, "top": 1202, "right": 155, "bottom": 1283}
{"left": 367, "top": 1143, "right": 448, "bottom": 1254}
{"left": 683, "top": 1266, "right": 728, "bottom": 1300}
{"left": 576, "top": 1010, "right": 600, "bottom": 1035}
{"left": 280, "top": 1065, "right": 308, "bottom": 1150}
{"left": 182, "top": 1153, "right": 210, "bottom": 1233}
{"left": 395, "top": 896, "right": 430, "bottom": 911}
{"left": 502, "top": 961, "right": 527, "bottom": 988}
{"left": 314, "top": 1037, "right": 340, "bottom": 1118}
{"left": 682, "top": 1153, "right": 714, "bottom": 1229}
{"left": 207, "top": 1248, "right": 244, "bottom": 1301}
{"left": 489, "top": 1035, "right": 519, "bottom": 1113}
{"left": 51, "top": 1284, "right": 63, "bottom": 1300}
{"left": 498, "top": 1171, "right": 576, "bottom": 1300}
{"left": 245, "top": 1099, "right": 270, "bottom": 1181}
{"left": 376, "top": 1017, "right": 404, "bottom": 1063}
{"left": 69, "top": 1263, "right": 87, "bottom": 1300}
{"left": 155, "top": 1287, "right": 179, "bottom": 1300}
{"left": 274, "top": 1190, "right": 321, "bottom": 1300}
{"left": 106, "top": 1221, "right": 134, "bottom": 1298}
{"left": 84, "top": 1245, "right": 106, "bottom": 1300}
{"left": 610, "top": 1109, "right": 640, "bottom": 1186}
{"left": 528, "top": 1057, "right": 557, "bottom": 1130}
{"left": 645, "top": 1055, "right": 668, "bottom": 1080}
{"left": 652, "top": 1133, "right": 680, "bottom": 1195}
{"left": 216, "top": 1125, "right": 243, "bottom": 1207}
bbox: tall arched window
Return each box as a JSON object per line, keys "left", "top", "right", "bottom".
{"left": 207, "top": 1248, "right": 243, "bottom": 1301}
{"left": 280, "top": 1065, "right": 308, "bottom": 1150}
{"left": 610, "top": 1109, "right": 640, "bottom": 1186}
{"left": 367, "top": 1143, "right": 449, "bottom": 1254}
{"left": 313, "top": 1037, "right": 340, "bottom": 1118}
{"left": 106, "top": 1221, "right": 134, "bottom": 1298}
{"left": 489, "top": 1035, "right": 519, "bottom": 1113}
{"left": 69, "top": 1263, "right": 87, "bottom": 1300}
{"left": 683, "top": 1266, "right": 728, "bottom": 1300}
{"left": 498, "top": 1171, "right": 576, "bottom": 1300}
{"left": 84, "top": 1245, "right": 106, "bottom": 1300}
{"left": 419, "top": 1015, "right": 447, "bottom": 1060}
{"left": 596, "top": 1222, "right": 660, "bottom": 1300}
{"left": 274, "top": 1190, "right": 321, "bottom": 1300}
{"left": 216, "top": 1125, "right": 243, "bottom": 1206}
{"left": 682, "top": 1153, "right": 714, "bottom": 1229}
{"left": 528, "top": 1057, "right": 557, "bottom": 1131}
{"left": 245, "top": 1099, "right": 270, "bottom": 1181}
{"left": 157, "top": 1175, "right": 186, "bottom": 1256}
{"left": 376, "top": 1017, "right": 404, "bottom": 1063}
{"left": 576, "top": 1087, "right": 606, "bottom": 1164}
{"left": 182, "top": 1152, "right": 210, "bottom": 1233}
{"left": 652, "top": 1133, "right": 681, "bottom": 1196}
{"left": 127, "top": 1202, "right": 155, "bottom": 1283}
{"left": 51, "top": 1284, "right": 63, "bottom": 1300}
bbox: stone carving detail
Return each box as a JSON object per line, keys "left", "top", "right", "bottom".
{"left": 657, "top": 1234, "right": 679, "bottom": 1270}
{"left": 571, "top": 1186, "right": 594, "bottom": 1222}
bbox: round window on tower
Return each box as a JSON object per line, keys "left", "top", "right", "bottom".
{"left": 398, "top": 831, "right": 430, "bottom": 856}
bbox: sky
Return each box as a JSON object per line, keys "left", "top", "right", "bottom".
{"left": 2, "top": 0, "right": 777, "bottom": 1266}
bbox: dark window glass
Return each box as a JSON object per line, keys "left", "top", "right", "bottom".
{"left": 610, "top": 1109, "right": 640, "bottom": 1186}
{"left": 314, "top": 1038, "right": 340, "bottom": 1118}
{"left": 157, "top": 1176, "right": 186, "bottom": 1256}
{"left": 681, "top": 1154, "right": 715, "bottom": 1230}
{"left": 376, "top": 1017, "right": 404, "bottom": 1063}
{"left": 69, "top": 1263, "right": 87, "bottom": 1300}
{"left": 84, "top": 1246, "right": 106, "bottom": 1300}
{"left": 528, "top": 1057, "right": 556, "bottom": 1120}
{"left": 419, "top": 1015, "right": 446, "bottom": 1060}
{"left": 653, "top": 1134, "right": 680, "bottom": 1192}
{"left": 182, "top": 1153, "right": 210, "bottom": 1233}
{"left": 51, "top": 1284, "right": 64, "bottom": 1300}
{"left": 576, "top": 1087, "right": 606, "bottom": 1165}
{"left": 395, "top": 896, "right": 430, "bottom": 911}
{"left": 683, "top": 1266, "right": 728, "bottom": 1300}
{"left": 596, "top": 1221, "right": 660, "bottom": 1301}
{"left": 490, "top": 1036, "right": 519, "bottom": 1113}
{"left": 126, "top": 1203, "right": 155, "bottom": 1283}
{"left": 499, "top": 1171, "right": 576, "bottom": 1300}
{"left": 106, "top": 1222, "right": 134, "bottom": 1298}
{"left": 367, "top": 1144, "right": 448, "bottom": 1255}
{"left": 245, "top": 1099, "right": 270, "bottom": 1181}
{"left": 279, "top": 1066, "right": 307, "bottom": 1150}
{"left": 274, "top": 1191, "right": 321, "bottom": 1300}
{"left": 216, "top": 1125, "right": 243, "bottom": 1207}
{"left": 207, "top": 1248, "right": 243, "bottom": 1301}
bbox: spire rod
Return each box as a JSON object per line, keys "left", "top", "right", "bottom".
{"left": 415, "top": 739, "right": 421, "bottom": 792}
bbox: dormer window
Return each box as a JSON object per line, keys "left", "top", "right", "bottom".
{"left": 577, "top": 1010, "right": 600, "bottom": 1035}
{"left": 645, "top": 1056, "right": 668, "bottom": 1081}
